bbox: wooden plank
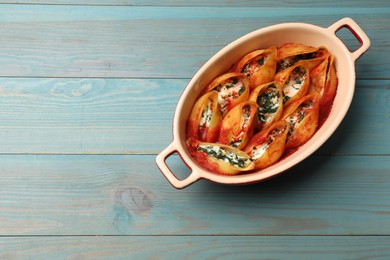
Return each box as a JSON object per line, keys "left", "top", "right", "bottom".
{"left": 0, "top": 78, "right": 387, "bottom": 154}
{"left": 0, "top": 154, "right": 389, "bottom": 235}
{"left": 0, "top": 236, "right": 389, "bottom": 259}
{"left": 0, "top": 5, "right": 387, "bottom": 78}
{"left": 0, "top": 77, "right": 181, "bottom": 154}
{"left": 0, "top": 0, "right": 388, "bottom": 7}
{"left": 317, "top": 79, "right": 390, "bottom": 155}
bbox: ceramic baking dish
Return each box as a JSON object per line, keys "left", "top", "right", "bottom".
{"left": 156, "top": 17, "right": 370, "bottom": 189}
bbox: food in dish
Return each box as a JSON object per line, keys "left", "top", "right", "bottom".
{"left": 279, "top": 63, "right": 310, "bottom": 106}
{"left": 187, "top": 138, "right": 255, "bottom": 175}
{"left": 218, "top": 101, "right": 258, "bottom": 150}
{"left": 186, "top": 43, "right": 338, "bottom": 175}
{"left": 244, "top": 120, "right": 290, "bottom": 170}
{"left": 232, "top": 46, "right": 277, "bottom": 91}
{"left": 248, "top": 81, "right": 284, "bottom": 131}
{"left": 309, "top": 55, "right": 338, "bottom": 125}
{"left": 186, "top": 91, "right": 222, "bottom": 142}
{"left": 281, "top": 93, "right": 320, "bottom": 150}
{"left": 203, "top": 72, "right": 250, "bottom": 116}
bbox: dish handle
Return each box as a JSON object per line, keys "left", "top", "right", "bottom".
{"left": 327, "top": 17, "right": 371, "bottom": 61}
{"left": 156, "top": 142, "right": 200, "bottom": 189}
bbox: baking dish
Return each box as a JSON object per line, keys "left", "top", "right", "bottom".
{"left": 156, "top": 17, "right": 370, "bottom": 189}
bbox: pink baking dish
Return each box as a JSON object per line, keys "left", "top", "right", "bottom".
{"left": 156, "top": 17, "right": 370, "bottom": 189}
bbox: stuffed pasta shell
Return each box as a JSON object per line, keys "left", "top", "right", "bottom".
{"left": 232, "top": 46, "right": 277, "bottom": 90}
{"left": 276, "top": 43, "right": 328, "bottom": 72}
{"left": 187, "top": 91, "right": 222, "bottom": 142}
{"left": 249, "top": 82, "right": 284, "bottom": 131}
{"left": 187, "top": 138, "right": 255, "bottom": 175}
{"left": 279, "top": 63, "right": 310, "bottom": 106}
{"left": 282, "top": 93, "right": 320, "bottom": 150}
{"left": 218, "top": 101, "right": 258, "bottom": 149}
{"left": 244, "top": 120, "right": 290, "bottom": 170}
{"left": 309, "top": 55, "right": 338, "bottom": 125}
{"left": 203, "top": 72, "right": 250, "bottom": 116}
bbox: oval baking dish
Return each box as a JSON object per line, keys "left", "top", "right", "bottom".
{"left": 156, "top": 17, "right": 370, "bottom": 189}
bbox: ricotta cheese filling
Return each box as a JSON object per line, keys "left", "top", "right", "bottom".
{"left": 283, "top": 66, "right": 306, "bottom": 103}
{"left": 216, "top": 79, "right": 245, "bottom": 114}
{"left": 251, "top": 143, "right": 269, "bottom": 160}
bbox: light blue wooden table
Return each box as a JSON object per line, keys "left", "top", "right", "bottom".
{"left": 0, "top": 1, "right": 389, "bottom": 259}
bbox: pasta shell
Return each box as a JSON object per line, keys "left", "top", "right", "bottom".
{"left": 276, "top": 43, "right": 328, "bottom": 72}
{"left": 186, "top": 91, "right": 222, "bottom": 142}
{"left": 187, "top": 138, "right": 255, "bottom": 175}
{"left": 282, "top": 93, "right": 320, "bottom": 150}
{"left": 309, "top": 55, "right": 338, "bottom": 125}
{"left": 308, "top": 56, "right": 330, "bottom": 96}
{"left": 277, "top": 43, "right": 320, "bottom": 61}
{"left": 319, "top": 56, "right": 338, "bottom": 126}
{"left": 320, "top": 56, "right": 338, "bottom": 121}
{"left": 203, "top": 72, "right": 250, "bottom": 116}
{"left": 279, "top": 63, "right": 310, "bottom": 107}
{"left": 232, "top": 46, "right": 277, "bottom": 90}
{"left": 249, "top": 82, "right": 284, "bottom": 131}
{"left": 218, "top": 101, "right": 258, "bottom": 149}
{"left": 244, "top": 120, "right": 289, "bottom": 170}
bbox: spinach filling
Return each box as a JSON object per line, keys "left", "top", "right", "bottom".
{"left": 277, "top": 52, "right": 318, "bottom": 70}
{"left": 223, "top": 78, "right": 239, "bottom": 89}
{"left": 257, "top": 57, "right": 265, "bottom": 66}
{"left": 238, "top": 85, "right": 246, "bottom": 96}
{"left": 241, "top": 63, "right": 251, "bottom": 76}
{"left": 292, "top": 66, "right": 306, "bottom": 82}
{"left": 283, "top": 95, "right": 291, "bottom": 103}
{"left": 257, "top": 84, "right": 279, "bottom": 123}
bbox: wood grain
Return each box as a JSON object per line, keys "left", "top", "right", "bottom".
{"left": 0, "top": 78, "right": 387, "bottom": 154}
{"left": 0, "top": 5, "right": 387, "bottom": 78}
{"left": 0, "top": 2, "right": 388, "bottom": 257}
{"left": 0, "top": 0, "right": 389, "bottom": 6}
{"left": 0, "top": 154, "right": 389, "bottom": 235}
{"left": 0, "top": 236, "right": 389, "bottom": 259}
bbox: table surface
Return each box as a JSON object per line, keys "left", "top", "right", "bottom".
{"left": 0, "top": 1, "right": 389, "bottom": 259}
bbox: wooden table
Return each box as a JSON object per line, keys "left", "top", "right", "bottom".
{"left": 0, "top": 1, "right": 389, "bottom": 258}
